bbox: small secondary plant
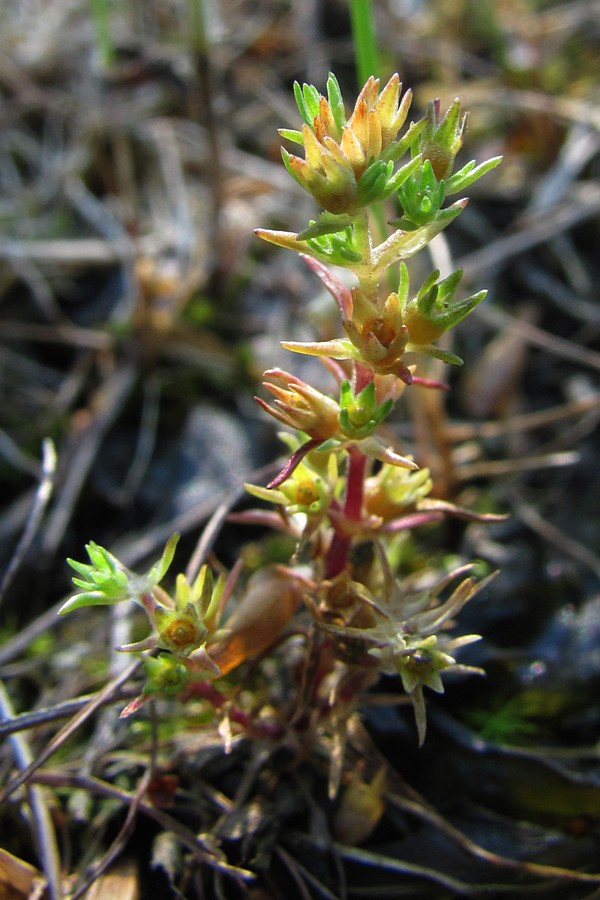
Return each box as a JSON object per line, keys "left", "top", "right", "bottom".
{"left": 61, "top": 73, "right": 501, "bottom": 789}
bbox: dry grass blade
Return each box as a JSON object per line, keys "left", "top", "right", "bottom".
{"left": 31, "top": 770, "right": 256, "bottom": 883}
{"left": 66, "top": 712, "right": 158, "bottom": 900}
{"left": 388, "top": 792, "right": 600, "bottom": 887}
{"left": 0, "top": 680, "right": 63, "bottom": 900}
{"left": 509, "top": 490, "right": 600, "bottom": 581}
{"left": 460, "top": 181, "right": 600, "bottom": 289}
{"left": 41, "top": 365, "right": 137, "bottom": 557}
{"left": 276, "top": 845, "right": 341, "bottom": 900}
{"left": 82, "top": 857, "right": 139, "bottom": 900}
{"left": 454, "top": 450, "right": 580, "bottom": 480}
{"left": 474, "top": 303, "right": 600, "bottom": 374}
{"left": 447, "top": 393, "right": 600, "bottom": 442}
{"left": 347, "top": 719, "right": 600, "bottom": 890}
{"left": 0, "top": 437, "right": 56, "bottom": 608}
{"left": 0, "top": 660, "right": 141, "bottom": 805}
{"left": 297, "top": 834, "right": 490, "bottom": 896}
{"left": 0, "top": 690, "right": 137, "bottom": 740}
{"left": 0, "top": 847, "right": 46, "bottom": 900}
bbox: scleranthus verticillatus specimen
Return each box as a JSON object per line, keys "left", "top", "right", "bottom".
{"left": 62, "top": 73, "right": 501, "bottom": 778}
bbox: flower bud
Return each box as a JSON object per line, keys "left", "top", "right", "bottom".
{"left": 281, "top": 73, "right": 416, "bottom": 215}
{"left": 338, "top": 380, "right": 392, "bottom": 440}
{"left": 403, "top": 268, "right": 486, "bottom": 347}
{"left": 143, "top": 654, "right": 191, "bottom": 695}
{"left": 420, "top": 98, "right": 467, "bottom": 180}
{"left": 255, "top": 369, "right": 341, "bottom": 442}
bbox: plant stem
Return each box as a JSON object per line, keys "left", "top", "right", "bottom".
{"left": 344, "top": 446, "right": 368, "bottom": 520}
{"left": 325, "top": 443, "right": 368, "bottom": 579}
{"left": 353, "top": 211, "right": 381, "bottom": 296}
{"left": 89, "top": 0, "right": 116, "bottom": 68}
{"left": 349, "top": 0, "right": 381, "bottom": 85}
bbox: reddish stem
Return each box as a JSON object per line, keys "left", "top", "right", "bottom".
{"left": 325, "top": 532, "right": 351, "bottom": 579}
{"left": 267, "top": 437, "right": 320, "bottom": 489}
{"left": 325, "top": 364, "right": 374, "bottom": 578}
{"left": 344, "top": 445, "right": 368, "bottom": 519}
{"left": 354, "top": 361, "right": 373, "bottom": 393}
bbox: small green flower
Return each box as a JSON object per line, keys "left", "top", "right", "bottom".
{"left": 364, "top": 462, "right": 432, "bottom": 521}
{"left": 60, "top": 533, "right": 180, "bottom": 615}
{"left": 153, "top": 604, "right": 210, "bottom": 657}
{"left": 402, "top": 266, "right": 487, "bottom": 349}
{"left": 419, "top": 98, "right": 467, "bottom": 181}
{"left": 338, "top": 380, "right": 393, "bottom": 440}
{"left": 246, "top": 448, "right": 339, "bottom": 517}
{"left": 279, "top": 72, "right": 418, "bottom": 215}
{"left": 396, "top": 160, "right": 446, "bottom": 228}
{"left": 119, "top": 564, "right": 224, "bottom": 667}
{"left": 372, "top": 633, "right": 456, "bottom": 695}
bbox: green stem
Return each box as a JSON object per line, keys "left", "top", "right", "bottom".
{"left": 89, "top": 0, "right": 116, "bottom": 68}
{"left": 352, "top": 211, "right": 381, "bottom": 299}
{"left": 349, "top": 0, "right": 380, "bottom": 85}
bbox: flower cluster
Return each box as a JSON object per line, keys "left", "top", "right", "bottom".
{"left": 319, "top": 561, "right": 492, "bottom": 744}
{"left": 279, "top": 73, "right": 417, "bottom": 215}
{"left": 62, "top": 537, "right": 226, "bottom": 694}
{"left": 248, "top": 72, "right": 500, "bottom": 741}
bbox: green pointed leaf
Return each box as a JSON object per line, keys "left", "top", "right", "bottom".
{"left": 315, "top": 437, "right": 344, "bottom": 453}
{"left": 302, "top": 82, "right": 321, "bottom": 120}
{"left": 416, "top": 269, "right": 440, "bottom": 302}
{"left": 58, "top": 591, "right": 122, "bottom": 615}
{"left": 67, "top": 559, "right": 94, "bottom": 578}
{"left": 409, "top": 344, "right": 464, "bottom": 365}
{"left": 339, "top": 245, "right": 362, "bottom": 262}
{"left": 397, "top": 261, "right": 410, "bottom": 306}
{"left": 297, "top": 214, "right": 354, "bottom": 240}
{"left": 445, "top": 155, "right": 502, "bottom": 195}
{"left": 293, "top": 81, "right": 313, "bottom": 126}
{"left": 382, "top": 154, "right": 423, "bottom": 197}
{"left": 326, "top": 72, "right": 345, "bottom": 134}
{"left": 382, "top": 118, "right": 427, "bottom": 163}
{"left": 145, "top": 533, "right": 180, "bottom": 586}
{"left": 278, "top": 128, "right": 304, "bottom": 145}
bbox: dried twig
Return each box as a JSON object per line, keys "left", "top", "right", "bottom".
{"left": 0, "top": 680, "right": 64, "bottom": 900}
{"left": 0, "top": 438, "right": 56, "bottom": 609}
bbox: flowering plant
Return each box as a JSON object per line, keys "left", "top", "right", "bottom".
{"left": 62, "top": 72, "right": 501, "bottom": 782}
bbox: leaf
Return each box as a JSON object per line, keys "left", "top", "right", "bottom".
{"left": 278, "top": 127, "right": 304, "bottom": 145}
{"left": 58, "top": 590, "right": 121, "bottom": 615}
{"left": 445, "top": 155, "right": 502, "bottom": 195}
{"left": 145, "top": 532, "right": 180, "bottom": 586}
{"left": 327, "top": 72, "right": 346, "bottom": 134}
{"left": 297, "top": 214, "right": 354, "bottom": 240}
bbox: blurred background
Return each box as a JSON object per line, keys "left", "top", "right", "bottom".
{"left": 1, "top": 1, "right": 600, "bottom": 897}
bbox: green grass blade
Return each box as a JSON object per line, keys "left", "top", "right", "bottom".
{"left": 349, "top": 0, "right": 380, "bottom": 84}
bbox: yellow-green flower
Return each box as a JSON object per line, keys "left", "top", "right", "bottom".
{"left": 364, "top": 463, "right": 432, "bottom": 521}
{"left": 246, "top": 449, "right": 339, "bottom": 517}
{"left": 281, "top": 73, "right": 415, "bottom": 215}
